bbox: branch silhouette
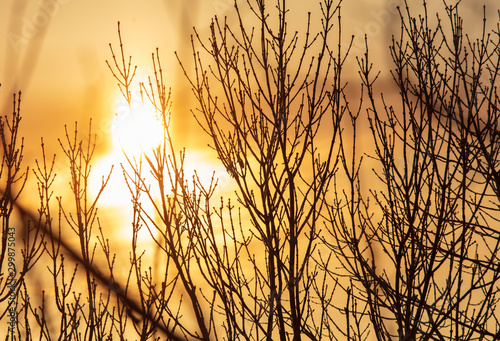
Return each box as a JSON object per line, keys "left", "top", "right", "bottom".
{"left": 6, "top": 189, "right": 186, "bottom": 341}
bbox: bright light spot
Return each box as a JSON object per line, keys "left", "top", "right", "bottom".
{"left": 88, "top": 91, "right": 165, "bottom": 243}
{"left": 89, "top": 148, "right": 157, "bottom": 243}
{"left": 111, "top": 93, "right": 164, "bottom": 157}
{"left": 182, "top": 150, "right": 233, "bottom": 195}
{"left": 90, "top": 91, "right": 166, "bottom": 207}
{"left": 89, "top": 91, "right": 234, "bottom": 244}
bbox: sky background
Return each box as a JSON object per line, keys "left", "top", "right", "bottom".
{"left": 0, "top": 0, "right": 497, "bottom": 238}
{"left": 0, "top": 0, "right": 492, "bottom": 149}
{"left": 0, "top": 1, "right": 499, "bottom": 336}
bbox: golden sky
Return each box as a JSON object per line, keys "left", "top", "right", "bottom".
{"left": 0, "top": 0, "right": 495, "bottom": 230}
{"left": 1, "top": 2, "right": 499, "bottom": 338}
{"left": 0, "top": 0, "right": 490, "bottom": 152}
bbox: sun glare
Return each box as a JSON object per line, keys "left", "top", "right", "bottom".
{"left": 89, "top": 90, "right": 234, "bottom": 243}
{"left": 111, "top": 93, "right": 165, "bottom": 156}
{"left": 86, "top": 92, "right": 165, "bottom": 240}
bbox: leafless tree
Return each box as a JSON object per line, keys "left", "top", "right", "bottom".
{"left": 326, "top": 1, "right": 500, "bottom": 340}
{"left": 173, "top": 0, "right": 349, "bottom": 339}
{"left": 2, "top": 0, "right": 500, "bottom": 340}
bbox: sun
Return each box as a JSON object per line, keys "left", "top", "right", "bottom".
{"left": 87, "top": 91, "right": 166, "bottom": 241}
{"left": 89, "top": 90, "right": 166, "bottom": 208}
{"left": 88, "top": 89, "right": 234, "bottom": 243}
{"left": 111, "top": 92, "right": 165, "bottom": 157}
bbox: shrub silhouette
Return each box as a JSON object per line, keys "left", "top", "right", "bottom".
{"left": 1, "top": 0, "right": 500, "bottom": 340}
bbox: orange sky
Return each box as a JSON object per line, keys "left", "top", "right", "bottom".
{"left": 1, "top": 0, "right": 204, "bottom": 154}
{"left": 1, "top": 2, "right": 498, "bottom": 338}
{"left": 0, "top": 0, "right": 491, "bottom": 154}
{"left": 0, "top": 0, "right": 496, "bottom": 229}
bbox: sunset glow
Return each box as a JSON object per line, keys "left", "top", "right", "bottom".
{"left": 88, "top": 90, "right": 165, "bottom": 231}
{"left": 89, "top": 89, "right": 231, "bottom": 243}
{"left": 111, "top": 92, "right": 164, "bottom": 157}
{"left": 3, "top": 0, "right": 500, "bottom": 338}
